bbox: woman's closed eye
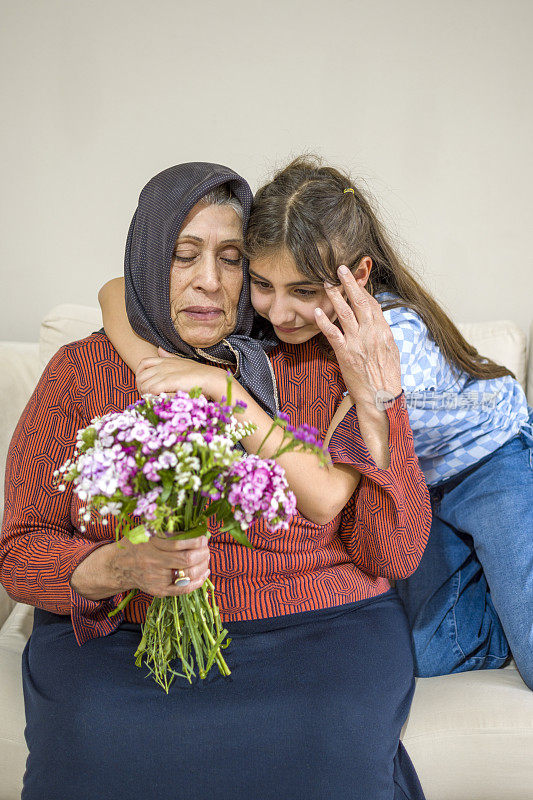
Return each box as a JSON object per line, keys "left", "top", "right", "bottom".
{"left": 219, "top": 247, "right": 243, "bottom": 266}
{"left": 173, "top": 249, "right": 242, "bottom": 266}
{"left": 173, "top": 250, "right": 198, "bottom": 263}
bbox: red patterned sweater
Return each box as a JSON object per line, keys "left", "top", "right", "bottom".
{"left": 1, "top": 333, "right": 431, "bottom": 645}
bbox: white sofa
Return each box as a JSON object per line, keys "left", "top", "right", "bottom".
{"left": 1, "top": 305, "right": 533, "bottom": 800}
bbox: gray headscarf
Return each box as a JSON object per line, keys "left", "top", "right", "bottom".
{"left": 124, "top": 162, "right": 278, "bottom": 416}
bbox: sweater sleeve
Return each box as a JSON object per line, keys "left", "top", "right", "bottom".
{"left": 328, "top": 392, "right": 432, "bottom": 579}
{"left": 0, "top": 346, "right": 126, "bottom": 645}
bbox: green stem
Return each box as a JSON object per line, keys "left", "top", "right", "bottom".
{"left": 202, "top": 582, "right": 215, "bottom": 627}
{"left": 226, "top": 374, "right": 233, "bottom": 405}
{"left": 109, "top": 588, "right": 138, "bottom": 617}
{"left": 181, "top": 592, "right": 206, "bottom": 678}
{"left": 255, "top": 422, "right": 280, "bottom": 457}
{"left": 208, "top": 579, "right": 224, "bottom": 638}
{"left": 194, "top": 583, "right": 231, "bottom": 674}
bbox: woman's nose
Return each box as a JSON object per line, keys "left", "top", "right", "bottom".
{"left": 192, "top": 255, "right": 221, "bottom": 293}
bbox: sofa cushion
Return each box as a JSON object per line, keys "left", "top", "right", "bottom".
{"left": 402, "top": 664, "right": 533, "bottom": 800}
{"left": 457, "top": 320, "right": 527, "bottom": 390}
{"left": 39, "top": 304, "right": 102, "bottom": 369}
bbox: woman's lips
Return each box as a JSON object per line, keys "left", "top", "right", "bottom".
{"left": 182, "top": 306, "right": 223, "bottom": 321}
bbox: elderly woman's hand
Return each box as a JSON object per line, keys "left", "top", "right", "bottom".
{"left": 113, "top": 534, "right": 211, "bottom": 598}
{"left": 70, "top": 534, "right": 211, "bottom": 601}
{"left": 135, "top": 351, "right": 226, "bottom": 399}
{"left": 314, "top": 266, "right": 402, "bottom": 408}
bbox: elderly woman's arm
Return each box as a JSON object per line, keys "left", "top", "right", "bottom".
{"left": 330, "top": 393, "right": 432, "bottom": 579}
{"left": 0, "top": 348, "right": 127, "bottom": 643}
{"left": 0, "top": 345, "right": 210, "bottom": 645}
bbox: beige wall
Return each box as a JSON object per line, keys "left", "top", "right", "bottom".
{"left": 1, "top": 0, "right": 532, "bottom": 343}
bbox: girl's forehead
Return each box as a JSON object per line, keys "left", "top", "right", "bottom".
{"left": 250, "top": 247, "right": 298, "bottom": 274}
{"left": 249, "top": 248, "right": 319, "bottom": 287}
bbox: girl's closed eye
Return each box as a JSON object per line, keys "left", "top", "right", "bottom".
{"left": 293, "top": 288, "right": 318, "bottom": 298}
{"left": 251, "top": 278, "right": 271, "bottom": 290}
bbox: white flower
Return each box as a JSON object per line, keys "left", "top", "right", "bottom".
{"left": 100, "top": 501, "right": 122, "bottom": 516}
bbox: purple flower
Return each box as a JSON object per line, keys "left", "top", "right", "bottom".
{"left": 225, "top": 455, "right": 296, "bottom": 532}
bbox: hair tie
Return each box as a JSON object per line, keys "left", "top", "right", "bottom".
{"left": 343, "top": 188, "right": 354, "bottom": 195}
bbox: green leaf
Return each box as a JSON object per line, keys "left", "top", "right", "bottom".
{"left": 205, "top": 499, "right": 228, "bottom": 519}
{"left": 170, "top": 521, "right": 208, "bottom": 540}
{"left": 81, "top": 427, "right": 97, "bottom": 448}
{"left": 127, "top": 525, "right": 150, "bottom": 544}
{"left": 160, "top": 473, "right": 174, "bottom": 503}
{"left": 220, "top": 519, "right": 253, "bottom": 548}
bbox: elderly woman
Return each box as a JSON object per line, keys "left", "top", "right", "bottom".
{"left": 1, "top": 163, "right": 431, "bottom": 800}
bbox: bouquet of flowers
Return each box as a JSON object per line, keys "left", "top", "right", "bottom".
{"left": 57, "top": 377, "right": 326, "bottom": 691}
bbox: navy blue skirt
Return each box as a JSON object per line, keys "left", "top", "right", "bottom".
{"left": 22, "top": 588, "right": 425, "bottom": 800}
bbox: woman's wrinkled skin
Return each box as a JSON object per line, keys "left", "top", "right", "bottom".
{"left": 169, "top": 203, "right": 244, "bottom": 348}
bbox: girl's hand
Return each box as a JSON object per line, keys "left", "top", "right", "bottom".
{"left": 314, "top": 266, "right": 402, "bottom": 408}
{"left": 135, "top": 352, "right": 226, "bottom": 399}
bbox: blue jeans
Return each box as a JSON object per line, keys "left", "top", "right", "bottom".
{"left": 396, "top": 405, "right": 533, "bottom": 689}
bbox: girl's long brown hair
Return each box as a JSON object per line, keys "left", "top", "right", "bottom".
{"left": 246, "top": 155, "right": 514, "bottom": 381}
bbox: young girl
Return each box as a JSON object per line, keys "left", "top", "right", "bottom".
{"left": 102, "top": 156, "right": 533, "bottom": 692}
{"left": 243, "top": 156, "right": 533, "bottom": 690}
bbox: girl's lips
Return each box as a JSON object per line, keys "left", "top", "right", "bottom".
{"left": 274, "top": 324, "right": 303, "bottom": 334}
{"left": 182, "top": 307, "right": 223, "bottom": 321}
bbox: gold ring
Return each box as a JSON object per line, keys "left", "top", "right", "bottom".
{"left": 172, "top": 568, "right": 189, "bottom": 585}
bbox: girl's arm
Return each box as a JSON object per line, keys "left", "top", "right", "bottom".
{"left": 99, "top": 277, "right": 157, "bottom": 370}
{"left": 136, "top": 357, "right": 360, "bottom": 526}
{"left": 98, "top": 279, "right": 365, "bottom": 525}
{"left": 230, "top": 382, "right": 360, "bottom": 526}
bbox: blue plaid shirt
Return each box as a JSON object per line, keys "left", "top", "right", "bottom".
{"left": 376, "top": 292, "right": 530, "bottom": 486}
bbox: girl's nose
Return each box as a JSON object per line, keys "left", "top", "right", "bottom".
{"left": 267, "top": 296, "right": 295, "bottom": 327}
